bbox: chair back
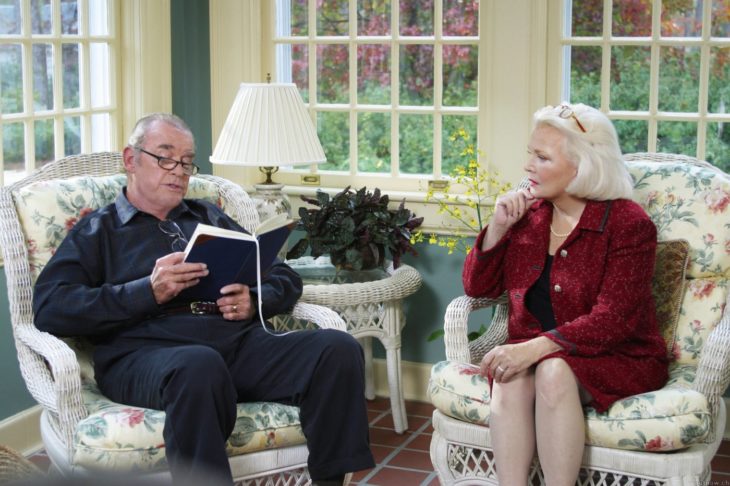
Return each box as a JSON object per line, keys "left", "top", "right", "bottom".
{"left": 624, "top": 153, "right": 730, "bottom": 366}
{"left": 0, "top": 152, "right": 260, "bottom": 384}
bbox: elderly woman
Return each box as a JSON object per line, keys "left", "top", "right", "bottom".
{"left": 463, "top": 103, "right": 668, "bottom": 485}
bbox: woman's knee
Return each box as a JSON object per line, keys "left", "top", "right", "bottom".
{"left": 490, "top": 371, "right": 535, "bottom": 412}
{"left": 534, "top": 359, "right": 580, "bottom": 408}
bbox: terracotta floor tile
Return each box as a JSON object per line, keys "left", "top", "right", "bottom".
{"left": 405, "top": 432, "right": 432, "bottom": 452}
{"left": 369, "top": 426, "right": 411, "bottom": 448}
{"left": 386, "top": 449, "right": 433, "bottom": 472}
{"left": 718, "top": 440, "right": 730, "bottom": 456}
{"left": 713, "top": 453, "right": 730, "bottom": 472}
{"left": 372, "top": 412, "right": 429, "bottom": 431}
{"left": 370, "top": 444, "right": 397, "bottom": 464}
{"left": 366, "top": 466, "right": 431, "bottom": 485}
{"left": 405, "top": 400, "right": 435, "bottom": 418}
{"left": 425, "top": 474, "right": 441, "bottom": 486}
{"left": 366, "top": 397, "right": 392, "bottom": 412}
{"left": 367, "top": 409, "right": 386, "bottom": 424}
{"left": 350, "top": 467, "right": 374, "bottom": 483}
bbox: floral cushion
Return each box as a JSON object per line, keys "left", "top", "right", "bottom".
{"left": 428, "top": 360, "right": 710, "bottom": 452}
{"left": 627, "top": 160, "right": 730, "bottom": 365}
{"left": 652, "top": 239, "right": 689, "bottom": 357}
{"left": 12, "top": 174, "right": 223, "bottom": 281}
{"left": 73, "top": 383, "right": 306, "bottom": 472}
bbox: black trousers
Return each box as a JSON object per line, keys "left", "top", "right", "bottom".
{"left": 98, "top": 326, "right": 375, "bottom": 485}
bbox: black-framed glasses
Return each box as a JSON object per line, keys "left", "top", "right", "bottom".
{"left": 158, "top": 220, "right": 189, "bottom": 252}
{"left": 557, "top": 104, "right": 587, "bottom": 133}
{"left": 137, "top": 148, "right": 200, "bottom": 175}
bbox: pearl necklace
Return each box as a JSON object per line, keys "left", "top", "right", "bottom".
{"left": 550, "top": 224, "right": 572, "bottom": 238}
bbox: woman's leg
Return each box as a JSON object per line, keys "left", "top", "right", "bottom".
{"left": 489, "top": 369, "right": 536, "bottom": 486}
{"left": 534, "top": 358, "right": 585, "bottom": 486}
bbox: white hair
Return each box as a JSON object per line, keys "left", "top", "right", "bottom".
{"left": 127, "top": 113, "right": 196, "bottom": 152}
{"left": 532, "top": 103, "right": 633, "bottom": 200}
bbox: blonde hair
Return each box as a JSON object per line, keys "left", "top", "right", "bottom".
{"left": 532, "top": 103, "right": 633, "bottom": 200}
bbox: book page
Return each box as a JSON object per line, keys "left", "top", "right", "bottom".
{"left": 183, "top": 223, "right": 254, "bottom": 259}
{"left": 256, "top": 213, "right": 295, "bottom": 236}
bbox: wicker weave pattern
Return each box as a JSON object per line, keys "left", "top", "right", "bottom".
{"left": 0, "top": 444, "right": 43, "bottom": 482}
{"left": 282, "top": 256, "right": 422, "bottom": 434}
{"left": 0, "top": 152, "right": 347, "bottom": 482}
{"left": 430, "top": 152, "right": 730, "bottom": 485}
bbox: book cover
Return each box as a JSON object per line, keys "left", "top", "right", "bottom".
{"left": 180, "top": 215, "right": 295, "bottom": 301}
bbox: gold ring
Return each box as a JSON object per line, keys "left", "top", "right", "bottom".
{"left": 232, "top": 305, "right": 238, "bottom": 312}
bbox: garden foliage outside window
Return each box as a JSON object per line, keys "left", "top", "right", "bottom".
{"left": 561, "top": 0, "right": 729, "bottom": 171}
{"left": 272, "top": 0, "right": 480, "bottom": 188}
{"left": 0, "top": 0, "right": 117, "bottom": 186}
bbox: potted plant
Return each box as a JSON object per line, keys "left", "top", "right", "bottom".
{"left": 286, "top": 186, "right": 424, "bottom": 271}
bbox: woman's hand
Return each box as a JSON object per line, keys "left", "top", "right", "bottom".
{"left": 482, "top": 189, "right": 535, "bottom": 251}
{"left": 480, "top": 337, "right": 562, "bottom": 383}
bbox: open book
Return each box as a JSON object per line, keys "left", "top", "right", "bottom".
{"left": 180, "top": 213, "right": 295, "bottom": 301}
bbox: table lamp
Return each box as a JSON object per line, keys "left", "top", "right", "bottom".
{"left": 210, "top": 82, "right": 326, "bottom": 220}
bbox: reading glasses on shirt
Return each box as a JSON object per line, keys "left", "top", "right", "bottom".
{"left": 159, "top": 220, "right": 189, "bottom": 252}
{"left": 557, "top": 104, "right": 587, "bottom": 133}
{"left": 137, "top": 148, "right": 200, "bottom": 175}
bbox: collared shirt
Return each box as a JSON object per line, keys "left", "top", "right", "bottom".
{"left": 33, "top": 189, "right": 303, "bottom": 376}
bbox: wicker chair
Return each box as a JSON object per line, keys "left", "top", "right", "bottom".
{"left": 428, "top": 153, "right": 730, "bottom": 485}
{"left": 0, "top": 152, "right": 348, "bottom": 485}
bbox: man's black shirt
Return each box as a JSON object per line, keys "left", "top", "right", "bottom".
{"left": 32, "top": 190, "right": 303, "bottom": 378}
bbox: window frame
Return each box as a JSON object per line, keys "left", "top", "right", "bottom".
{"left": 546, "top": 0, "right": 730, "bottom": 163}
{"left": 209, "top": 1, "right": 545, "bottom": 234}
{"left": 0, "top": 0, "right": 121, "bottom": 186}
{"left": 253, "top": 0, "right": 483, "bottom": 196}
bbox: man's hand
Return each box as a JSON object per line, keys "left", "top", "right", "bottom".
{"left": 217, "top": 284, "right": 254, "bottom": 321}
{"left": 151, "top": 252, "right": 209, "bottom": 304}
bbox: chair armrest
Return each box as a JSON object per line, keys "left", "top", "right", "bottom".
{"left": 299, "top": 263, "right": 422, "bottom": 307}
{"left": 14, "top": 325, "right": 87, "bottom": 458}
{"left": 693, "top": 294, "right": 730, "bottom": 441}
{"left": 443, "top": 294, "right": 509, "bottom": 364}
{"left": 290, "top": 302, "right": 347, "bottom": 332}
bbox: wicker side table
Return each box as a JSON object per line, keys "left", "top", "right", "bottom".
{"left": 283, "top": 256, "right": 422, "bottom": 434}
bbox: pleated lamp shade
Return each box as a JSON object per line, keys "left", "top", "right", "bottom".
{"left": 210, "top": 83, "right": 326, "bottom": 167}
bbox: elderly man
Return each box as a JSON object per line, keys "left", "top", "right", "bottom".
{"left": 33, "top": 113, "right": 374, "bottom": 486}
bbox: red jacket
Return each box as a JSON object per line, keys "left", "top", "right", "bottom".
{"left": 463, "top": 199, "right": 668, "bottom": 412}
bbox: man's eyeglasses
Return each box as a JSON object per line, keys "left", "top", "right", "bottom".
{"left": 137, "top": 148, "right": 200, "bottom": 175}
{"left": 158, "top": 220, "right": 189, "bottom": 252}
{"left": 557, "top": 104, "right": 587, "bottom": 133}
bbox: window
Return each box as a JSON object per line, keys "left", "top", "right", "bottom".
{"left": 0, "top": 0, "right": 117, "bottom": 186}
{"left": 557, "top": 0, "right": 730, "bottom": 171}
{"left": 271, "top": 0, "right": 480, "bottom": 192}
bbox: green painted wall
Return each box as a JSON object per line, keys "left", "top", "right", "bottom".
{"left": 171, "top": 0, "right": 213, "bottom": 175}
{"left": 0, "top": 273, "right": 36, "bottom": 419}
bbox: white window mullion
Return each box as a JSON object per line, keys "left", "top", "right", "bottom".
{"left": 433, "top": 0, "right": 443, "bottom": 178}
{"left": 348, "top": 0, "right": 357, "bottom": 176}
{"left": 599, "top": 0, "right": 611, "bottom": 112}
{"left": 391, "top": 0, "right": 400, "bottom": 177}
{"left": 695, "top": 0, "right": 712, "bottom": 161}
{"left": 52, "top": 0, "right": 64, "bottom": 158}
{"left": 644, "top": 0, "right": 661, "bottom": 153}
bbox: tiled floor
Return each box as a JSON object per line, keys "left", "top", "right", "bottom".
{"left": 352, "top": 397, "right": 438, "bottom": 485}
{"left": 23, "top": 398, "right": 730, "bottom": 485}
